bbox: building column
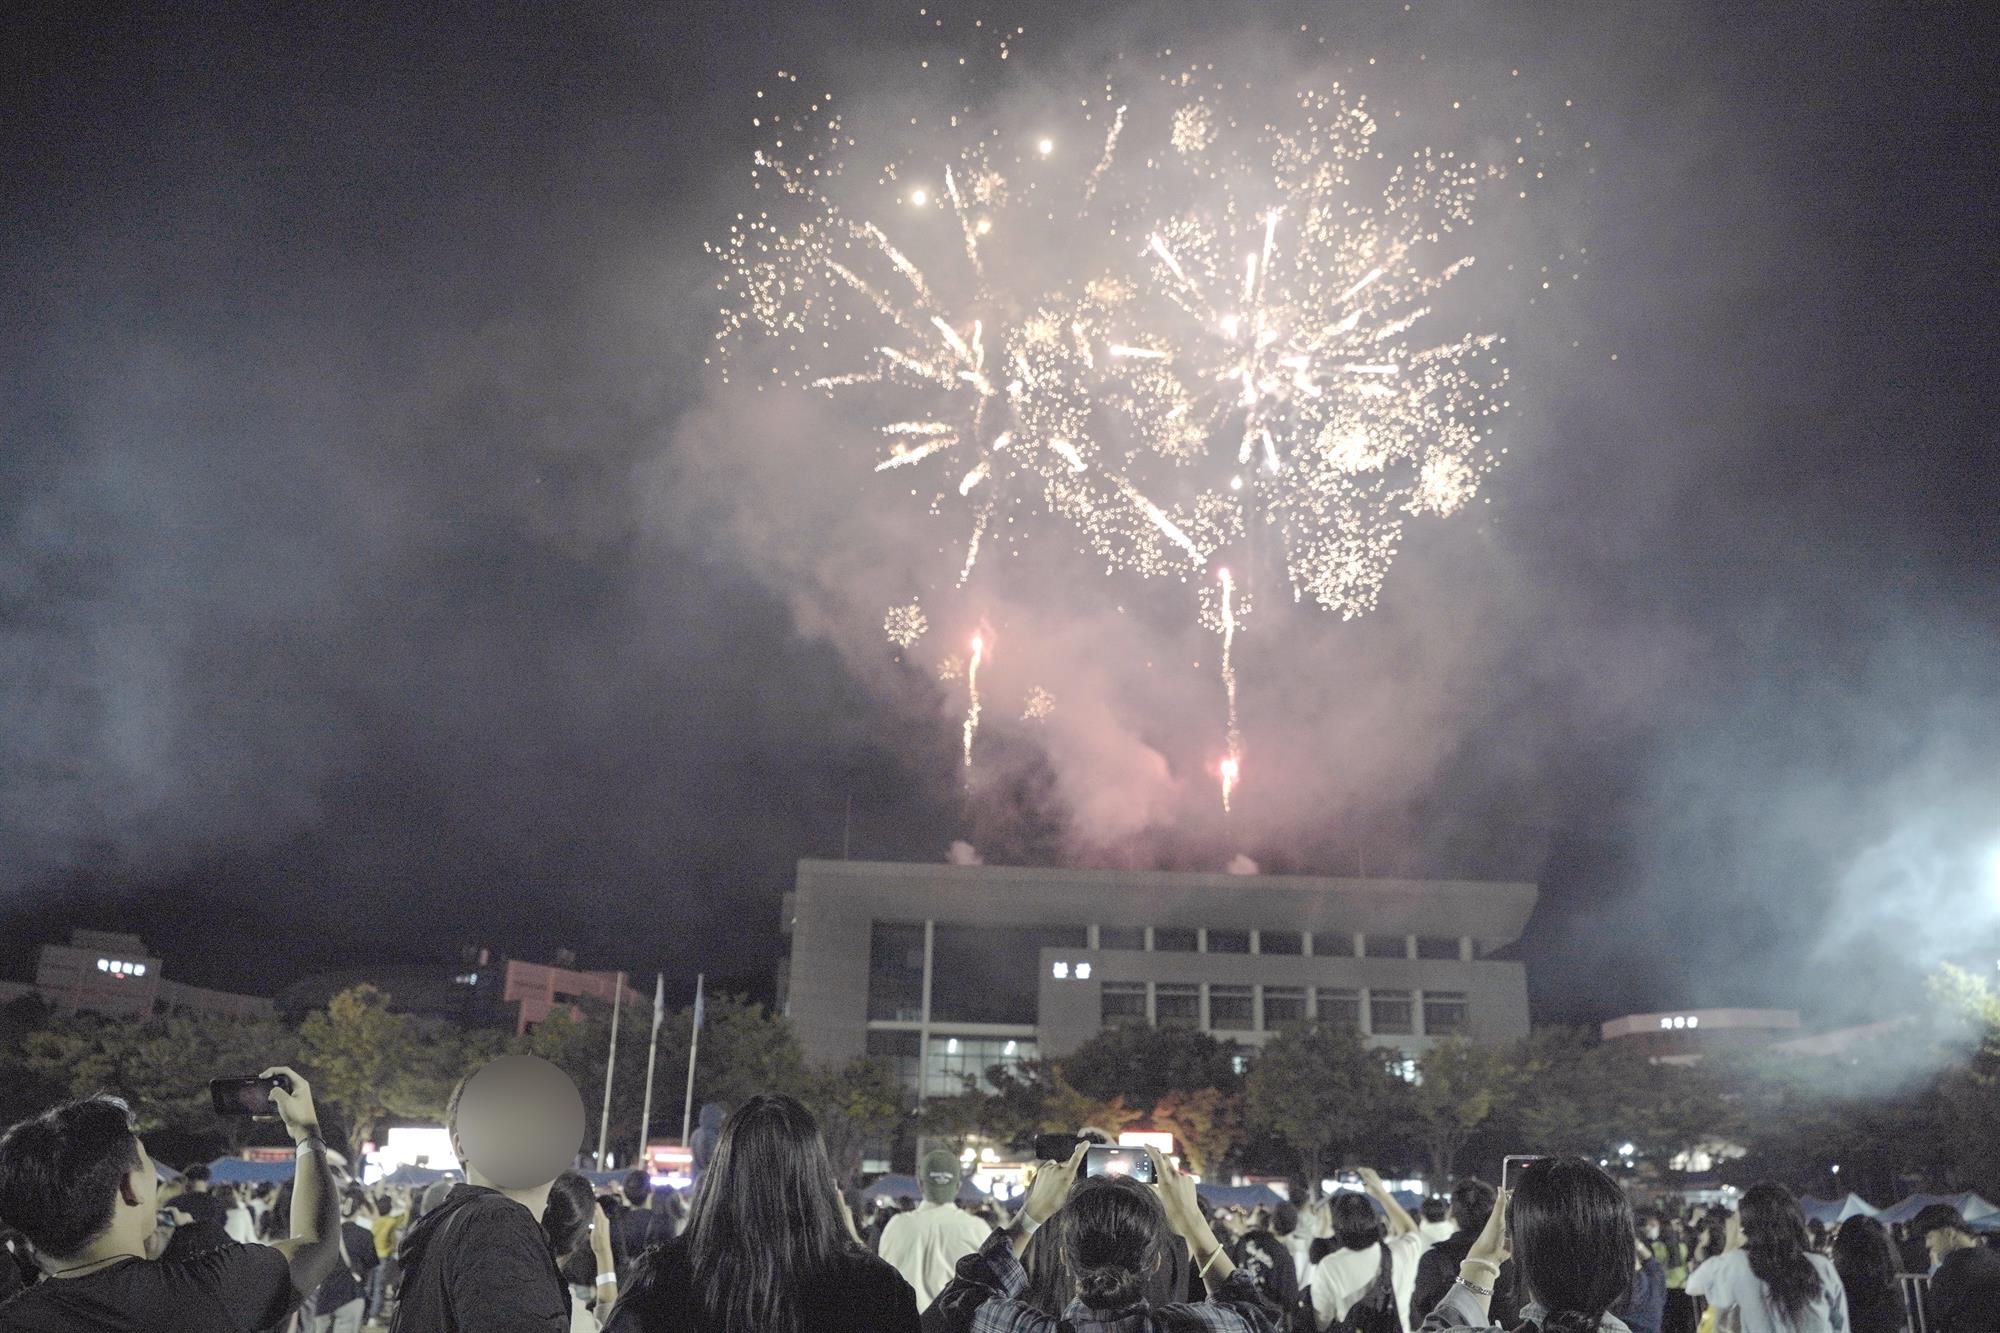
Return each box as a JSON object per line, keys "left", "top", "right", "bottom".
{"left": 917, "top": 920, "right": 935, "bottom": 1105}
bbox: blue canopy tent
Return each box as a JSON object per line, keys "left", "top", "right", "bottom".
{"left": 862, "top": 1173, "right": 991, "bottom": 1206}
{"left": 205, "top": 1157, "right": 296, "bottom": 1185}
{"left": 382, "top": 1164, "right": 459, "bottom": 1189}
{"left": 1194, "top": 1182, "right": 1286, "bottom": 1208}
{"left": 1799, "top": 1194, "right": 1881, "bottom": 1225}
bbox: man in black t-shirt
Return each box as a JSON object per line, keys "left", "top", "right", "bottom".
{"left": 0, "top": 1066, "right": 342, "bottom": 1333}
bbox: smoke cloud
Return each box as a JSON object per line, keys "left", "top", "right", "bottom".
{"left": 0, "top": 2, "right": 1991, "bottom": 1026}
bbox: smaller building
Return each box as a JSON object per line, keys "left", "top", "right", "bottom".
{"left": 25, "top": 930, "right": 274, "bottom": 1021}
{"left": 1601, "top": 1008, "right": 1802, "bottom": 1064}
{"left": 282, "top": 947, "right": 644, "bottom": 1035}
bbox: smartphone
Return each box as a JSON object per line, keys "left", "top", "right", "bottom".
{"left": 1084, "top": 1144, "right": 1156, "bottom": 1184}
{"left": 1501, "top": 1154, "right": 1548, "bottom": 1194}
{"left": 1033, "top": 1132, "right": 1082, "bottom": 1164}
{"left": 210, "top": 1075, "right": 287, "bottom": 1119}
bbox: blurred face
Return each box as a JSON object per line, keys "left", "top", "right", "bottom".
{"left": 1925, "top": 1228, "right": 1957, "bottom": 1263}
{"left": 1644, "top": 1222, "right": 1660, "bottom": 1241}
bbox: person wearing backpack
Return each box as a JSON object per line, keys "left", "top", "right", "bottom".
{"left": 1306, "top": 1170, "right": 1425, "bottom": 1333}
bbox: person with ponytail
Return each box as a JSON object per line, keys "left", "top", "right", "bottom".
{"left": 1418, "top": 1157, "right": 1636, "bottom": 1333}
{"left": 605, "top": 1094, "right": 919, "bottom": 1333}
{"left": 1685, "top": 1184, "right": 1848, "bottom": 1333}
{"left": 932, "top": 1143, "right": 1281, "bottom": 1332}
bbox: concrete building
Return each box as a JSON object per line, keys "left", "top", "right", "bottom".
{"left": 24, "top": 930, "right": 275, "bottom": 1021}
{"left": 781, "top": 859, "right": 1537, "bottom": 1100}
{"left": 1600, "top": 1008, "right": 1803, "bottom": 1064}
{"left": 282, "top": 947, "right": 644, "bottom": 1035}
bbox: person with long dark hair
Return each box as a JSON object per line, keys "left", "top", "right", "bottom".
{"left": 1829, "top": 1217, "right": 1906, "bottom": 1333}
{"left": 1686, "top": 1184, "right": 1847, "bottom": 1333}
{"left": 931, "top": 1143, "right": 1281, "bottom": 1332}
{"left": 1418, "top": 1157, "right": 1636, "bottom": 1333}
{"left": 605, "top": 1094, "right": 918, "bottom": 1333}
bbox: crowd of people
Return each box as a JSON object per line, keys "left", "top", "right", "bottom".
{"left": 0, "top": 1055, "right": 1995, "bottom": 1332}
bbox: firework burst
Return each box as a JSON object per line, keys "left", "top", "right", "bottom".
{"left": 709, "top": 32, "right": 1569, "bottom": 811}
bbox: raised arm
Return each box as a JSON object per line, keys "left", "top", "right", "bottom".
{"left": 264, "top": 1066, "right": 341, "bottom": 1296}
{"left": 1357, "top": 1169, "right": 1417, "bottom": 1238}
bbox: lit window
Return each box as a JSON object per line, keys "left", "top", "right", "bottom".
{"left": 1052, "top": 961, "right": 1070, "bottom": 979}
{"left": 1076, "top": 962, "right": 1092, "bottom": 980}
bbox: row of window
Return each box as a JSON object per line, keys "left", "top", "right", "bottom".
{"left": 865, "top": 1030, "right": 1040, "bottom": 1098}
{"left": 1099, "top": 927, "right": 1465, "bottom": 961}
{"left": 1099, "top": 982, "right": 1469, "bottom": 1037}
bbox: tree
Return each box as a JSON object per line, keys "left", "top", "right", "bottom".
{"left": 1060, "top": 1026, "right": 1244, "bottom": 1108}
{"left": 984, "top": 1059, "right": 1140, "bottom": 1150}
{"left": 916, "top": 1086, "right": 999, "bottom": 1155}
{"left": 1408, "top": 1037, "right": 1514, "bottom": 1184}
{"left": 19, "top": 1009, "right": 296, "bottom": 1163}
{"left": 300, "top": 985, "right": 454, "bottom": 1155}
{"left": 1243, "top": 1022, "right": 1400, "bottom": 1186}
{"left": 1151, "top": 1087, "right": 1244, "bottom": 1176}
{"left": 806, "top": 1057, "right": 908, "bottom": 1187}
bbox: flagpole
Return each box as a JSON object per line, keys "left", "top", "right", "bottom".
{"left": 595, "top": 971, "right": 625, "bottom": 1170}
{"left": 680, "top": 973, "right": 704, "bottom": 1149}
{"left": 637, "top": 973, "right": 665, "bottom": 1166}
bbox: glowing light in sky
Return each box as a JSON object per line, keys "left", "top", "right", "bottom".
{"left": 709, "top": 34, "right": 1569, "bottom": 802}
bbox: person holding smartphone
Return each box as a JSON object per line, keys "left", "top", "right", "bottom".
{"left": 930, "top": 1143, "right": 1282, "bottom": 1332}
{"left": 0, "top": 1067, "right": 341, "bottom": 1332}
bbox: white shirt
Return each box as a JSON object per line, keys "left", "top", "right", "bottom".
{"left": 1418, "top": 1219, "right": 1458, "bottom": 1247}
{"left": 224, "top": 1204, "right": 258, "bottom": 1245}
{"left": 1687, "top": 1250, "right": 1850, "bottom": 1333}
{"left": 878, "top": 1200, "right": 994, "bottom": 1309}
{"left": 1284, "top": 1231, "right": 1316, "bottom": 1287}
{"left": 1309, "top": 1233, "right": 1426, "bottom": 1333}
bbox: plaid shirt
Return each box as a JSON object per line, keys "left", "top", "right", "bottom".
{"left": 931, "top": 1228, "right": 1282, "bottom": 1333}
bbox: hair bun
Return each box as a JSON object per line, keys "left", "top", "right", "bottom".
{"left": 1076, "top": 1263, "right": 1145, "bottom": 1310}
{"left": 1541, "top": 1311, "right": 1603, "bottom": 1333}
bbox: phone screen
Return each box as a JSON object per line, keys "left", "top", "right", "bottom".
{"left": 210, "top": 1077, "right": 279, "bottom": 1118}
{"left": 1084, "top": 1144, "right": 1156, "bottom": 1184}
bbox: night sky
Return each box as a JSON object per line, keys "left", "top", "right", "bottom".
{"left": 3, "top": 2, "right": 1994, "bottom": 1027}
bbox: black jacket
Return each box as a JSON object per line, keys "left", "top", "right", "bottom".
{"left": 389, "top": 1185, "right": 568, "bottom": 1333}
{"left": 606, "top": 1233, "right": 919, "bottom": 1333}
{"left": 1408, "top": 1232, "right": 1518, "bottom": 1330}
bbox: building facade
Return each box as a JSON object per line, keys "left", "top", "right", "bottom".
{"left": 27, "top": 930, "right": 275, "bottom": 1020}
{"left": 282, "top": 947, "right": 644, "bottom": 1035}
{"left": 1600, "top": 1008, "right": 1804, "bottom": 1063}
{"left": 782, "top": 859, "right": 1537, "bottom": 1100}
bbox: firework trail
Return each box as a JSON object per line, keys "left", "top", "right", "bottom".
{"left": 1218, "top": 567, "right": 1242, "bottom": 813}
{"left": 963, "top": 632, "right": 985, "bottom": 768}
